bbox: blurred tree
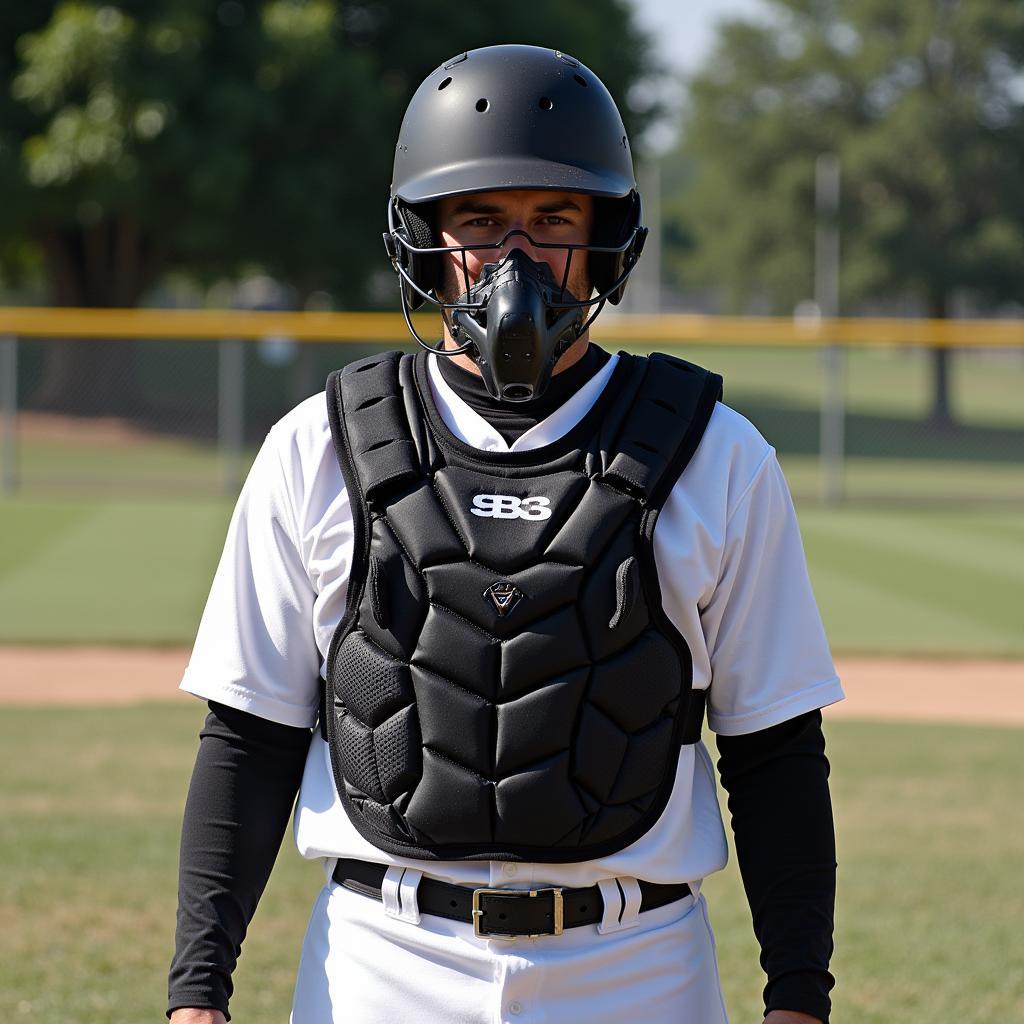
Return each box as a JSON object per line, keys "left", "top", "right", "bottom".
{"left": 1, "top": 0, "right": 654, "bottom": 413}
{"left": 664, "top": 0, "right": 1024, "bottom": 426}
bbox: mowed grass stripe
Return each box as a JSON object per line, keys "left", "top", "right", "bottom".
{"left": 801, "top": 507, "right": 1024, "bottom": 587}
{"left": 923, "top": 512, "right": 1024, "bottom": 547}
{"left": 800, "top": 517, "right": 1022, "bottom": 643}
{"left": 0, "top": 499, "right": 99, "bottom": 577}
{"left": 822, "top": 459, "right": 1024, "bottom": 500}
{"left": 19, "top": 437, "right": 235, "bottom": 490}
{"left": 2, "top": 495, "right": 1022, "bottom": 654}
{"left": 777, "top": 455, "right": 1024, "bottom": 503}
{"left": 805, "top": 559, "right": 1008, "bottom": 655}
{"left": 0, "top": 499, "right": 232, "bottom": 644}
{"left": 801, "top": 535, "right": 1018, "bottom": 655}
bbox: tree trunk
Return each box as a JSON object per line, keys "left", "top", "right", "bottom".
{"left": 928, "top": 291, "right": 954, "bottom": 430}
{"left": 29, "top": 219, "right": 164, "bottom": 416}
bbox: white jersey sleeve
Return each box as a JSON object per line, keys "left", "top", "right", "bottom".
{"left": 180, "top": 394, "right": 352, "bottom": 728}
{"left": 699, "top": 445, "right": 843, "bottom": 735}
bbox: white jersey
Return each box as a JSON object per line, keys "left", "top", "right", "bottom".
{"left": 181, "top": 351, "right": 844, "bottom": 892}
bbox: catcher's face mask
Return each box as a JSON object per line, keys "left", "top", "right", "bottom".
{"left": 384, "top": 200, "right": 646, "bottom": 402}
{"left": 384, "top": 46, "right": 649, "bottom": 401}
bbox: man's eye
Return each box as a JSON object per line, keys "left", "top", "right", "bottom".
{"left": 467, "top": 217, "right": 498, "bottom": 227}
{"left": 540, "top": 216, "right": 570, "bottom": 225}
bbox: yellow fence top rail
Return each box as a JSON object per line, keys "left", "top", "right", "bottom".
{"left": 0, "top": 306, "right": 1022, "bottom": 347}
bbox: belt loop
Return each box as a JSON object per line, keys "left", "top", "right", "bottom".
{"left": 323, "top": 856, "right": 339, "bottom": 885}
{"left": 397, "top": 867, "right": 423, "bottom": 924}
{"left": 381, "top": 865, "right": 405, "bottom": 919}
{"left": 597, "top": 876, "right": 643, "bottom": 934}
{"left": 596, "top": 877, "right": 623, "bottom": 934}
{"left": 618, "top": 876, "right": 642, "bottom": 930}
{"left": 382, "top": 866, "right": 424, "bottom": 925}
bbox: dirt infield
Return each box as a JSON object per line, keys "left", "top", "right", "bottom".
{"left": 0, "top": 646, "right": 1021, "bottom": 725}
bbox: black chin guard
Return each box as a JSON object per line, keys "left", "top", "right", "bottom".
{"left": 450, "top": 251, "right": 585, "bottom": 403}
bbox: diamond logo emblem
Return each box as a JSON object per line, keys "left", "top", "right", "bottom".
{"left": 483, "top": 581, "right": 524, "bottom": 617}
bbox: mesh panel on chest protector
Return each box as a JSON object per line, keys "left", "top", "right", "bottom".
{"left": 324, "top": 350, "right": 722, "bottom": 861}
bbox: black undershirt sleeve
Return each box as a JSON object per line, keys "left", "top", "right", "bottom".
{"left": 715, "top": 709, "right": 837, "bottom": 1024}
{"left": 167, "top": 701, "right": 311, "bottom": 1020}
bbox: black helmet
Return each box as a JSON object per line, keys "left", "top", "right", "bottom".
{"left": 384, "top": 44, "right": 647, "bottom": 318}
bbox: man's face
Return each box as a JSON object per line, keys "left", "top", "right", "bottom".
{"left": 435, "top": 189, "right": 594, "bottom": 303}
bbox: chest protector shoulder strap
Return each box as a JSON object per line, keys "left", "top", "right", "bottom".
{"left": 323, "top": 350, "right": 722, "bottom": 862}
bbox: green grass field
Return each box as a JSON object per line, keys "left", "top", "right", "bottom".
{"left": 2, "top": 343, "right": 1021, "bottom": 653}
{"left": 0, "top": 495, "right": 1020, "bottom": 655}
{"left": 17, "top": 433, "right": 230, "bottom": 495}
{"left": 1, "top": 706, "right": 1021, "bottom": 1023}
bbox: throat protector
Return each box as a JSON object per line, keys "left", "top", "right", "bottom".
{"left": 450, "top": 249, "right": 585, "bottom": 403}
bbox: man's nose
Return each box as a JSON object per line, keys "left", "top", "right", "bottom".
{"left": 498, "top": 225, "right": 539, "bottom": 261}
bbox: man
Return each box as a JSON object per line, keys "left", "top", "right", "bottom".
{"left": 169, "top": 44, "right": 841, "bottom": 1023}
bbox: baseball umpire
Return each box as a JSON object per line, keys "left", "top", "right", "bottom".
{"left": 168, "top": 44, "right": 842, "bottom": 1024}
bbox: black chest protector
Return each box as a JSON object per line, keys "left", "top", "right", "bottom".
{"left": 323, "top": 349, "right": 722, "bottom": 862}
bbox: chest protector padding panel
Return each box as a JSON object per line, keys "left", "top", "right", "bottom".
{"left": 324, "top": 350, "right": 722, "bottom": 861}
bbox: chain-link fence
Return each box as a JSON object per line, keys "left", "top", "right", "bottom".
{"left": 1, "top": 322, "right": 1022, "bottom": 504}
{"left": 672, "top": 343, "right": 1024, "bottom": 505}
{"left": 4, "top": 335, "right": 390, "bottom": 496}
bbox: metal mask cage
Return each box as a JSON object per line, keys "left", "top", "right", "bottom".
{"left": 385, "top": 196, "right": 645, "bottom": 356}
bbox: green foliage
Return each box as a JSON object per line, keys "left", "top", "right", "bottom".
{"left": 0, "top": 0, "right": 654, "bottom": 306}
{"left": 0, "top": 6, "right": 54, "bottom": 285}
{"left": 664, "top": 0, "right": 1024, "bottom": 314}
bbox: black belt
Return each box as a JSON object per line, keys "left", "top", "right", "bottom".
{"left": 332, "top": 857, "right": 691, "bottom": 939}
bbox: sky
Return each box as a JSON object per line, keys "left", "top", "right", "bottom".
{"left": 628, "top": 0, "right": 768, "bottom": 73}
{"left": 626, "top": 0, "right": 769, "bottom": 150}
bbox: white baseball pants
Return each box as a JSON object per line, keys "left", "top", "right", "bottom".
{"left": 290, "top": 871, "right": 730, "bottom": 1023}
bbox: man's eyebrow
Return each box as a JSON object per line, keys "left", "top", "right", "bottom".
{"left": 534, "top": 199, "right": 582, "bottom": 213}
{"left": 449, "top": 200, "right": 503, "bottom": 216}
{"left": 448, "top": 197, "right": 584, "bottom": 216}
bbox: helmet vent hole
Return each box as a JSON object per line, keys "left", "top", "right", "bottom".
{"left": 476, "top": 97, "right": 489, "bottom": 112}
{"left": 438, "top": 77, "right": 452, "bottom": 90}
{"left": 574, "top": 74, "right": 587, "bottom": 87}
{"left": 622, "top": 135, "right": 627, "bottom": 147}
{"left": 539, "top": 96, "right": 554, "bottom": 111}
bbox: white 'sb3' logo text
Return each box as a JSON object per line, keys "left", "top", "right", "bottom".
{"left": 470, "top": 494, "right": 552, "bottom": 521}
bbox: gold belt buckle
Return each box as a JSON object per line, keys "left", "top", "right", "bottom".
{"left": 471, "top": 886, "right": 564, "bottom": 939}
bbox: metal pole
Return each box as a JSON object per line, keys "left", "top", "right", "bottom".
{"left": 1, "top": 336, "right": 17, "bottom": 495}
{"left": 621, "top": 162, "right": 661, "bottom": 314}
{"left": 218, "top": 337, "right": 245, "bottom": 494}
{"left": 642, "top": 160, "right": 661, "bottom": 314}
{"left": 816, "top": 153, "right": 844, "bottom": 504}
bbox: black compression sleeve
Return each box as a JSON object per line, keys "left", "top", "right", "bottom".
{"left": 167, "top": 702, "right": 312, "bottom": 1020}
{"left": 715, "top": 709, "right": 837, "bottom": 1024}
